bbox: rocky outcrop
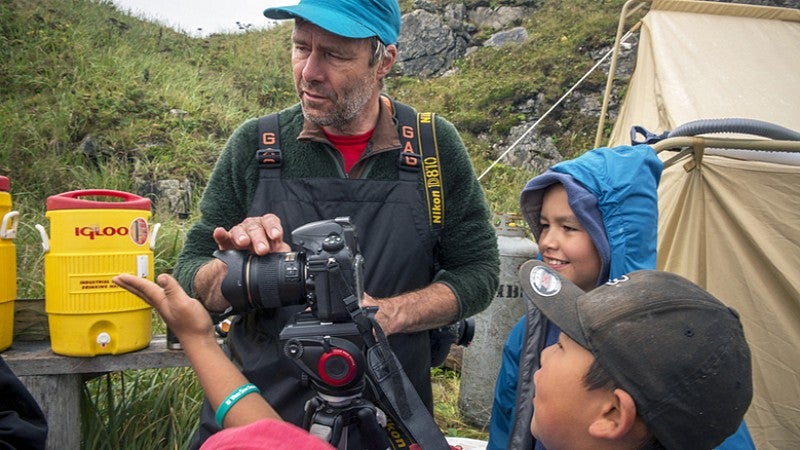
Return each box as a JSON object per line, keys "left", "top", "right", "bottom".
{"left": 397, "top": 8, "right": 469, "bottom": 78}
{"left": 397, "top": 2, "right": 537, "bottom": 77}
{"left": 396, "top": 1, "right": 600, "bottom": 171}
{"left": 395, "top": 0, "right": 798, "bottom": 172}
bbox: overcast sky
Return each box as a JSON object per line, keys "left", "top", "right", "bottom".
{"left": 110, "top": 0, "right": 299, "bottom": 37}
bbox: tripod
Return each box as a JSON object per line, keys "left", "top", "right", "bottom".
{"left": 281, "top": 307, "right": 447, "bottom": 450}
{"left": 282, "top": 325, "right": 394, "bottom": 450}
{"left": 304, "top": 389, "right": 391, "bottom": 450}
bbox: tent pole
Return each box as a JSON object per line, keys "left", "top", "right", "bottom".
{"left": 594, "top": 0, "right": 648, "bottom": 148}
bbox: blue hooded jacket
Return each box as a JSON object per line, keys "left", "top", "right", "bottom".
{"left": 486, "top": 145, "right": 753, "bottom": 449}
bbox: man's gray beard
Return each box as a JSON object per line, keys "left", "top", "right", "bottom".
{"left": 302, "top": 107, "right": 356, "bottom": 130}
{"left": 301, "top": 76, "right": 375, "bottom": 132}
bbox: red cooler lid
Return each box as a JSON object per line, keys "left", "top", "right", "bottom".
{"left": 46, "top": 189, "right": 151, "bottom": 211}
{"left": 0, "top": 176, "right": 9, "bottom": 192}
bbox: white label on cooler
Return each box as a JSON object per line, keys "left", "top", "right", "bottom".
{"left": 137, "top": 255, "right": 149, "bottom": 278}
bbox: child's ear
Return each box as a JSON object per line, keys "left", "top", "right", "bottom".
{"left": 588, "top": 388, "right": 641, "bottom": 440}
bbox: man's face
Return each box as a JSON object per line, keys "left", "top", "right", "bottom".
{"left": 531, "top": 332, "right": 608, "bottom": 449}
{"left": 291, "top": 21, "right": 385, "bottom": 133}
{"left": 538, "top": 184, "right": 602, "bottom": 292}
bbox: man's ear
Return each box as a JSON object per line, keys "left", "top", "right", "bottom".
{"left": 588, "top": 388, "right": 640, "bottom": 440}
{"left": 377, "top": 44, "right": 397, "bottom": 77}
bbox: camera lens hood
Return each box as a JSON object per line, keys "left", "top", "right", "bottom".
{"left": 213, "top": 249, "right": 254, "bottom": 312}
{"left": 214, "top": 249, "right": 306, "bottom": 312}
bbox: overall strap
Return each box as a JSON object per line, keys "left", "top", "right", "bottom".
{"left": 394, "top": 102, "right": 444, "bottom": 233}
{"left": 256, "top": 113, "right": 282, "bottom": 177}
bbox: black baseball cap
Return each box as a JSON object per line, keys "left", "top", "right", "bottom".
{"left": 519, "top": 260, "right": 753, "bottom": 449}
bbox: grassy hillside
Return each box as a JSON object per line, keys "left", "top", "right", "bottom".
{"left": 2, "top": 0, "right": 634, "bottom": 297}
{"left": 1, "top": 0, "right": 633, "bottom": 446}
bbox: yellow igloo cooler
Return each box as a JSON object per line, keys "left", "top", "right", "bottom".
{"left": 0, "top": 176, "right": 18, "bottom": 352}
{"left": 36, "top": 189, "right": 159, "bottom": 356}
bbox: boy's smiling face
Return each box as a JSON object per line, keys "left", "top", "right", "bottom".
{"left": 538, "top": 184, "right": 602, "bottom": 292}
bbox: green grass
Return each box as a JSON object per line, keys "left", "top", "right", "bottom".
{"left": 432, "top": 367, "right": 490, "bottom": 440}
{"left": 82, "top": 368, "right": 203, "bottom": 450}
{"left": 1, "top": 0, "right": 638, "bottom": 446}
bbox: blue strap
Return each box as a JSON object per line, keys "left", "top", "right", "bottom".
{"left": 630, "top": 125, "right": 670, "bottom": 145}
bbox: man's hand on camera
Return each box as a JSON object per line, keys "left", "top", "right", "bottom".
{"left": 213, "top": 213, "right": 291, "bottom": 256}
{"left": 194, "top": 214, "right": 289, "bottom": 312}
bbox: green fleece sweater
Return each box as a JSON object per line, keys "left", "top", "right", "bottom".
{"left": 172, "top": 99, "right": 499, "bottom": 319}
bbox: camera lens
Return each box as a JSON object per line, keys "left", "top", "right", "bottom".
{"left": 247, "top": 252, "right": 306, "bottom": 308}
{"left": 214, "top": 249, "right": 307, "bottom": 312}
{"left": 455, "top": 318, "right": 475, "bottom": 347}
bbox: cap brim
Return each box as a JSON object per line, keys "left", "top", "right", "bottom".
{"left": 519, "top": 260, "right": 589, "bottom": 347}
{"left": 263, "top": 4, "right": 377, "bottom": 40}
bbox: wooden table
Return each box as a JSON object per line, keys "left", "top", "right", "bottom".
{"left": 2, "top": 335, "right": 190, "bottom": 450}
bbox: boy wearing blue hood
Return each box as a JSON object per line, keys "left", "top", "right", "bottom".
{"left": 487, "top": 145, "right": 754, "bottom": 449}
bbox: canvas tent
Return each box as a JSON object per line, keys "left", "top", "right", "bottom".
{"left": 600, "top": 1, "right": 800, "bottom": 448}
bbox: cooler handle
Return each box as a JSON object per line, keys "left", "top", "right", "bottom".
{"left": 0, "top": 211, "right": 18, "bottom": 239}
{"left": 58, "top": 189, "right": 142, "bottom": 200}
{"left": 150, "top": 222, "right": 161, "bottom": 251}
{"left": 47, "top": 189, "right": 151, "bottom": 211}
{"left": 35, "top": 223, "right": 50, "bottom": 253}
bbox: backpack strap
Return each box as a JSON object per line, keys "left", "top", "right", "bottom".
{"left": 394, "top": 102, "right": 444, "bottom": 233}
{"left": 256, "top": 113, "right": 282, "bottom": 177}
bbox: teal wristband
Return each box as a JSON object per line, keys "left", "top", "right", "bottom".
{"left": 214, "top": 383, "right": 261, "bottom": 428}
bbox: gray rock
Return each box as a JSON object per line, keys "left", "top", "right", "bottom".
{"left": 483, "top": 27, "right": 528, "bottom": 47}
{"left": 497, "top": 123, "right": 562, "bottom": 173}
{"left": 398, "top": 9, "right": 468, "bottom": 78}
{"left": 469, "top": 6, "right": 536, "bottom": 30}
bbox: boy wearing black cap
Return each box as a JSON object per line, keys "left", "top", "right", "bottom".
{"left": 519, "top": 260, "right": 753, "bottom": 450}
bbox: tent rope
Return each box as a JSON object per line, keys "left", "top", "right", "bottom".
{"left": 478, "top": 30, "right": 636, "bottom": 181}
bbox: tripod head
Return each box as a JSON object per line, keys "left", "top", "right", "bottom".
{"left": 281, "top": 317, "right": 393, "bottom": 449}
{"left": 282, "top": 323, "right": 365, "bottom": 397}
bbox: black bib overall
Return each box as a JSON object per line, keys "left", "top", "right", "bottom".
{"left": 191, "top": 121, "right": 439, "bottom": 447}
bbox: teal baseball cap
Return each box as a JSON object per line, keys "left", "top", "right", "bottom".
{"left": 264, "top": 0, "right": 401, "bottom": 46}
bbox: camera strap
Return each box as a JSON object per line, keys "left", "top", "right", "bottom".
{"left": 394, "top": 102, "right": 444, "bottom": 234}
{"left": 364, "top": 319, "right": 451, "bottom": 450}
{"left": 335, "top": 269, "right": 449, "bottom": 450}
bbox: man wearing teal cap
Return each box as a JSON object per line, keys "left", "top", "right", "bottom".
{"left": 171, "top": 0, "right": 500, "bottom": 447}
{"left": 264, "top": 0, "right": 402, "bottom": 45}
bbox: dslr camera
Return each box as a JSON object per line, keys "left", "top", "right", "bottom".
{"left": 214, "top": 216, "right": 363, "bottom": 323}
{"left": 214, "top": 217, "right": 367, "bottom": 395}
{"left": 214, "top": 215, "right": 473, "bottom": 377}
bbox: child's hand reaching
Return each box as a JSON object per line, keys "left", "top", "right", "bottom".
{"left": 112, "top": 273, "right": 217, "bottom": 346}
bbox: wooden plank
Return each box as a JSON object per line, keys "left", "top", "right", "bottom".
{"left": 2, "top": 335, "right": 189, "bottom": 376}
{"left": 2, "top": 335, "right": 193, "bottom": 450}
{"left": 19, "top": 374, "right": 81, "bottom": 450}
